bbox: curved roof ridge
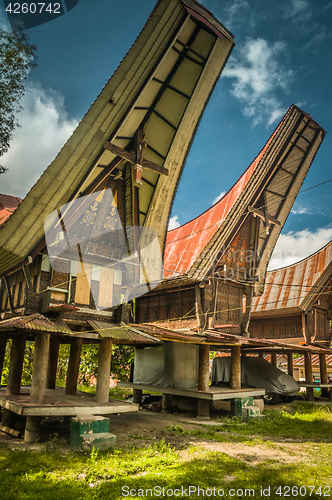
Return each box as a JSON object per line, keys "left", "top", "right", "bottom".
{"left": 267, "top": 238, "right": 332, "bottom": 275}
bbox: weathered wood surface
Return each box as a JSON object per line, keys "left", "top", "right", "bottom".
{"left": 0, "top": 387, "right": 138, "bottom": 416}
{"left": 119, "top": 382, "right": 265, "bottom": 400}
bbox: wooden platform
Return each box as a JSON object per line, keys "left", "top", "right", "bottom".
{"left": 0, "top": 387, "right": 139, "bottom": 417}
{"left": 118, "top": 382, "right": 265, "bottom": 400}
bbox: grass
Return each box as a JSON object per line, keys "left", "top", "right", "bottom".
{"left": 0, "top": 403, "right": 332, "bottom": 499}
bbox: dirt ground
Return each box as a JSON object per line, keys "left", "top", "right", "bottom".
{"left": 0, "top": 399, "right": 305, "bottom": 465}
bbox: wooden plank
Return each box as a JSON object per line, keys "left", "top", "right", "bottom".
{"left": 119, "top": 382, "right": 264, "bottom": 400}
{"left": 75, "top": 262, "right": 92, "bottom": 305}
{"left": 98, "top": 267, "right": 114, "bottom": 309}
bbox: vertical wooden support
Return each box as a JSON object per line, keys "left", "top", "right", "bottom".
{"left": 30, "top": 333, "right": 50, "bottom": 404}
{"left": 0, "top": 337, "right": 7, "bottom": 385}
{"left": 240, "top": 285, "right": 253, "bottom": 338}
{"left": 258, "top": 352, "right": 264, "bottom": 358}
{"left": 304, "top": 351, "right": 314, "bottom": 401}
{"left": 95, "top": 338, "right": 112, "bottom": 404}
{"left": 319, "top": 353, "right": 328, "bottom": 384}
{"left": 271, "top": 352, "right": 277, "bottom": 367}
{"left": 230, "top": 345, "right": 241, "bottom": 390}
{"left": 133, "top": 389, "right": 143, "bottom": 404}
{"left": 195, "top": 285, "right": 205, "bottom": 333}
{"left": 65, "top": 338, "right": 83, "bottom": 395}
{"left": 198, "top": 344, "right": 210, "bottom": 392}
{"left": 2, "top": 335, "right": 26, "bottom": 428}
{"left": 6, "top": 335, "right": 26, "bottom": 395}
{"left": 287, "top": 352, "right": 293, "bottom": 377}
{"left": 47, "top": 335, "right": 60, "bottom": 389}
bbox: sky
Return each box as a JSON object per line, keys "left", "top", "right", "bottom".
{"left": 1, "top": 0, "right": 332, "bottom": 270}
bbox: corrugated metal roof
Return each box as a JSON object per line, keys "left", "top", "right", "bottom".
{"left": 0, "top": 194, "right": 22, "bottom": 228}
{"left": 252, "top": 239, "right": 332, "bottom": 315}
{"left": 88, "top": 320, "right": 160, "bottom": 344}
{"left": 0, "top": 314, "right": 72, "bottom": 334}
{"left": 163, "top": 105, "right": 325, "bottom": 285}
{"left": 292, "top": 354, "right": 332, "bottom": 367}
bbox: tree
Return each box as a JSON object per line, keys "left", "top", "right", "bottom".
{"left": 0, "top": 30, "right": 37, "bottom": 159}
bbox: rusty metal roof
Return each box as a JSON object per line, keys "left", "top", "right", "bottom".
{"left": 0, "top": 314, "right": 72, "bottom": 334}
{"left": 252, "top": 239, "right": 332, "bottom": 316}
{"left": 88, "top": 320, "right": 160, "bottom": 344}
{"left": 0, "top": 194, "right": 22, "bottom": 228}
{"left": 164, "top": 105, "right": 325, "bottom": 287}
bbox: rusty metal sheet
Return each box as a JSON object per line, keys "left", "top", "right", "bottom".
{"left": 0, "top": 314, "right": 71, "bottom": 334}
{"left": 88, "top": 320, "right": 159, "bottom": 344}
{"left": 0, "top": 195, "right": 22, "bottom": 228}
{"left": 252, "top": 240, "right": 332, "bottom": 314}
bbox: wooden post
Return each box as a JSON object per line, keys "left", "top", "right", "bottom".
{"left": 304, "top": 351, "right": 314, "bottom": 401}
{"left": 2, "top": 335, "right": 26, "bottom": 428}
{"left": 47, "top": 335, "right": 60, "bottom": 389}
{"left": 0, "top": 337, "right": 7, "bottom": 385}
{"left": 230, "top": 345, "right": 241, "bottom": 390}
{"left": 6, "top": 335, "right": 26, "bottom": 395}
{"left": 287, "top": 352, "right": 293, "bottom": 377}
{"left": 30, "top": 332, "right": 50, "bottom": 404}
{"left": 65, "top": 338, "right": 83, "bottom": 395}
{"left": 198, "top": 344, "right": 210, "bottom": 392}
{"left": 95, "top": 338, "right": 112, "bottom": 404}
{"left": 271, "top": 352, "right": 277, "bottom": 367}
{"left": 258, "top": 352, "right": 264, "bottom": 358}
{"left": 319, "top": 353, "right": 328, "bottom": 384}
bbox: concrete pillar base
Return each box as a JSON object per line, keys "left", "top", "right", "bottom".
{"left": 161, "top": 394, "right": 173, "bottom": 413}
{"left": 133, "top": 389, "right": 143, "bottom": 405}
{"left": 197, "top": 399, "right": 210, "bottom": 419}
{"left": 24, "top": 417, "right": 41, "bottom": 443}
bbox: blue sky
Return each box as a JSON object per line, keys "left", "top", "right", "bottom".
{"left": 1, "top": 0, "right": 332, "bottom": 269}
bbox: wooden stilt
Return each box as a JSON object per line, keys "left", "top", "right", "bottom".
{"left": 304, "top": 351, "right": 314, "bottom": 401}
{"left": 258, "top": 352, "right": 264, "bottom": 358}
{"left": 95, "top": 338, "right": 112, "bottom": 404}
{"left": 47, "top": 335, "right": 60, "bottom": 389}
{"left": 271, "top": 352, "right": 277, "bottom": 367}
{"left": 30, "top": 333, "right": 50, "bottom": 404}
{"left": 319, "top": 353, "right": 328, "bottom": 384}
{"left": 2, "top": 335, "right": 26, "bottom": 428}
{"left": 6, "top": 336, "right": 26, "bottom": 395}
{"left": 230, "top": 345, "right": 241, "bottom": 390}
{"left": 0, "top": 337, "right": 7, "bottom": 385}
{"left": 65, "top": 338, "right": 83, "bottom": 395}
{"left": 287, "top": 352, "right": 293, "bottom": 377}
{"left": 198, "top": 344, "right": 210, "bottom": 392}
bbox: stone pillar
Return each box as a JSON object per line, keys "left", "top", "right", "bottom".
{"left": 65, "top": 338, "right": 83, "bottom": 395}
{"left": 230, "top": 345, "right": 241, "bottom": 390}
{"left": 29, "top": 332, "right": 50, "bottom": 404}
{"left": 95, "top": 338, "right": 112, "bottom": 404}
{"left": 304, "top": 351, "right": 314, "bottom": 401}
{"left": 0, "top": 337, "right": 7, "bottom": 385}
{"left": 47, "top": 336, "right": 60, "bottom": 389}
{"left": 162, "top": 394, "right": 173, "bottom": 413}
{"left": 2, "top": 336, "right": 26, "bottom": 428}
{"left": 133, "top": 389, "right": 143, "bottom": 405}
{"left": 197, "top": 399, "right": 210, "bottom": 418}
{"left": 319, "top": 353, "right": 328, "bottom": 384}
{"left": 287, "top": 352, "right": 293, "bottom": 377}
{"left": 24, "top": 416, "right": 42, "bottom": 443}
{"left": 198, "top": 344, "right": 210, "bottom": 392}
{"left": 271, "top": 352, "right": 277, "bottom": 367}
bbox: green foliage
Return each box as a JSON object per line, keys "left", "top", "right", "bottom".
{"left": 78, "top": 344, "right": 134, "bottom": 385}
{"left": 0, "top": 30, "right": 37, "bottom": 157}
{"left": 1, "top": 340, "right": 34, "bottom": 386}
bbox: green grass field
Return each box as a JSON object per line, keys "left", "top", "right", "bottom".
{"left": 0, "top": 402, "right": 331, "bottom": 499}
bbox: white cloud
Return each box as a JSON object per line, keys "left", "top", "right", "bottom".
{"left": 168, "top": 215, "right": 181, "bottom": 230}
{"left": 223, "top": 38, "right": 293, "bottom": 127}
{"left": 212, "top": 191, "right": 226, "bottom": 205}
{"left": 218, "top": 0, "right": 250, "bottom": 29}
{"left": 268, "top": 226, "right": 332, "bottom": 270}
{"left": 284, "top": 0, "right": 311, "bottom": 21}
{"left": 0, "top": 82, "right": 78, "bottom": 198}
